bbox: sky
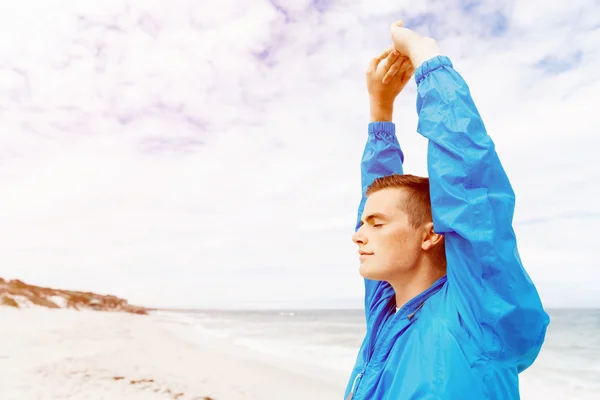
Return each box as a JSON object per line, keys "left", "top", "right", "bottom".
{"left": 1, "top": 0, "right": 598, "bottom": 309}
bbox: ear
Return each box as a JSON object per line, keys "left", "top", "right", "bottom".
{"left": 421, "top": 222, "right": 444, "bottom": 251}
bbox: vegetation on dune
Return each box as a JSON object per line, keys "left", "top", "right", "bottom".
{"left": 0, "top": 278, "right": 148, "bottom": 315}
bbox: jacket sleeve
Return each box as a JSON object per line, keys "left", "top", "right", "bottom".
{"left": 356, "top": 122, "right": 404, "bottom": 320}
{"left": 414, "top": 56, "right": 549, "bottom": 367}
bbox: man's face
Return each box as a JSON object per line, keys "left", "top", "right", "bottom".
{"left": 352, "top": 188, "right": 423, "bottom": 281}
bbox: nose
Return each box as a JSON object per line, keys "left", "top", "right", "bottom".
{"left": 352, "top": 227, "right": 367, "bottom": 245}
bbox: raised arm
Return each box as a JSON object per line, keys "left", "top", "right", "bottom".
{"left": 391, "top": 22, "right": 550, "bottom": 368}
{"left": 357, "top": 122, "right": 403, "bottom": 318}
{"left": 357, "top": 48, "right": 414, "bottom": 320}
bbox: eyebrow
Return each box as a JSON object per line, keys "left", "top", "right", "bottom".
{"left": 358, "top": 212, "right": 389, "bottom": 227}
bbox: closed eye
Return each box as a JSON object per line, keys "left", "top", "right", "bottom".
{"left": 373, "top": 224, "right": 384, "bottom": 228}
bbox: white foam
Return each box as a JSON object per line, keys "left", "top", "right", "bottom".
{"left": 157, "top": 310, "right": 600, "bottom": 399}
{"left": 232, "top": 336, "right": 356, "bottom": 374}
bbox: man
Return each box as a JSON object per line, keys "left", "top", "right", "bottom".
{"left": 344, "top": 21, "right": 549, "bottom": 400}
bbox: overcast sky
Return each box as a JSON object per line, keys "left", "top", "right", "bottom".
{"left": 1, "top": 0, "right": 598, "bottom": 309}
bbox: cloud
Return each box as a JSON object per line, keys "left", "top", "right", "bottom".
{"left": 0, "top": 0, "right": 598, "bottom": 308}
{"left": 535, "top": 50, "right": 584, "bottom": 75}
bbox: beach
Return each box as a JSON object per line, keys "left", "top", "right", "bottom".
{"left": 0, "top": 307, "right": 343, "bottom": 400}
{"left": 1, "top": 307, "right": 598, "bottom": 400}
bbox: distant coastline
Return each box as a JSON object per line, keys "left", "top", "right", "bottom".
{"left": 2, "top": 278, "right": 596, "bottom": 314}
{"left": 0, "top": 277, "right": 148, "bottom": 315}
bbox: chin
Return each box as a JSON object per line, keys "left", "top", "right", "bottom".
{"left": 359, "top": 262, "right": 384, "bottom": 281}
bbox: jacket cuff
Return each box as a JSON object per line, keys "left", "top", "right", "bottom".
{"left": 368, "top": 122, "right": 395, "bottom": 136}
{"left": 414, "top": 56, "right": 454, "bottom": 86}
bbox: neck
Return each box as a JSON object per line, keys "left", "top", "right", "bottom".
{"left": 389, "top": 255, "right": 447, "bottom": 310}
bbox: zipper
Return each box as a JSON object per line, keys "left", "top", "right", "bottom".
{"left": 346, "top": 371, "right": 364, "bottom": 400}
{"left": 350, "top": 299, "right": 395, "bottom": 399}
{"left": 350, "top": 277, "right": 446, "bottom": 399}
{"left": 365, "top": 298, "right": 396, "bottom": 362}
{"left": 352, "top": 297, "right": 430, "bottom": 398}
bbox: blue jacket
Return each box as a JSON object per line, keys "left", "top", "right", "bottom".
{"left": 344, "top": 56, "right": 549, "bottom": 400}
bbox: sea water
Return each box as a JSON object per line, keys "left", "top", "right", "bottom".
{"left": 158, "top": 308, "right": 600, "bottom": 399}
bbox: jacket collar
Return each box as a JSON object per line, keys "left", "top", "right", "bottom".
{"left": 394, "top": 275, "right": 448, "bottom": 319}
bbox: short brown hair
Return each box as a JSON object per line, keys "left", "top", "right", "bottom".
{"left": 366, "top": 174, "right": 432, "bottom": 228}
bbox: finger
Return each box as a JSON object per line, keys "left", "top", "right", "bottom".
{"left": 378, "top": 46, "right": 394, "bottom": 59}
{"left": 382, "top": 56, "right": 405, "bottom": 84}
{"left": 367, "top": 57, "right": 378, "bottom": 74}
{"left": 381, "top": 70, "right": 396, "bottom": 85}
{"left": 391, "top": 20, "right": 403, "bottom": 29}
{"left": 397, "top": 57, "right": 412, "bottom": 73}
{"left": 379, "top": 49, "right": 400, "bottom": 73}
{"left": 399, "top": 66, "right": 415, "bottom": 83}
{"left": 382, "top": 56, "right": 409, "bottom": 84}
{"left": 367, "top": 47, "right": 394, "bottom": 73}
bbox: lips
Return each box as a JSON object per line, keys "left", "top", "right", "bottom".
{"left": 359, "top": 251, "right": 373, "bottom": 260}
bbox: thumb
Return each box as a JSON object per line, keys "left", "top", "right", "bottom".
{"left": 391, "top": 20, "right": 403, "bottom": 29}
{"left": 390, "top": 24, "right": 419, "bottom": 52}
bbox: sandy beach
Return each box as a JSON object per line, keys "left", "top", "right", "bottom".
{"left": 0, "top": 307, "right": 344, "bottom": 400}
{"left": 2, "top": 306, "right": 598, "bottom": 400}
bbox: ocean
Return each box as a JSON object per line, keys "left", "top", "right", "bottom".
{"left": 157, "top": 308, "right": 600, "bottom": 399}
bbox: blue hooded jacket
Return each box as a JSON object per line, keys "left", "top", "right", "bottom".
{"left": 344, "top": 56, "right": 550, "bottom": 400}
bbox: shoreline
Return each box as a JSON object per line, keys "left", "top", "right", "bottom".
{"left": 154, "top": 309, "right": 353, "bottom": 388}
{"left": 0, "top": 307, "right": 344, "bottom": 400}
{"left": 3, "top": 307, "right": 597, "bottom": 400}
